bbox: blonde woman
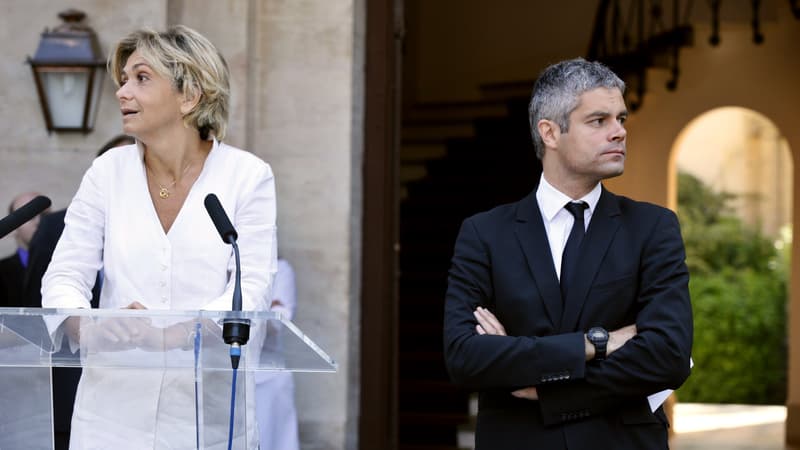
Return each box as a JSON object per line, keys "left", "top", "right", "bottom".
{"left": 42, "top": 25, "right": 277, "bottom": 449}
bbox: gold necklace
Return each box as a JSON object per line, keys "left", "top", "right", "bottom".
{"left": 146, "top": 164, "right": 191, "bottom": 200}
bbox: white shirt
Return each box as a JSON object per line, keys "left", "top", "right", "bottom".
{"left": 535, "top": 174, "right": 601, "bottom": 280}
{"left": 42, "top": 139, "right": 277, "bottom": 449}
{"left": 43, "top": 139, "right": 277, "bottom": 312}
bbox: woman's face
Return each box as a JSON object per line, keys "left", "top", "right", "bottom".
{"left": 115, "top": 50, "right": 186, "bottom": 141}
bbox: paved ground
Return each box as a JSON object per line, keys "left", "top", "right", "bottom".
{"left": 671, "top": 403, "right": 791, "bottom": 450}
{"left": 456, "top": 402, "right": 793, "bottom": 449}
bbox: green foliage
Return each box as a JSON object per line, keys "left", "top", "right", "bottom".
{"left": 675, "top": 172, "right": 788, "bottom": 405}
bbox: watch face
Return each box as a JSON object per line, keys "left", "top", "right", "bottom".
{"left": 589, "top": 328, "right": 607, "bottom": 341}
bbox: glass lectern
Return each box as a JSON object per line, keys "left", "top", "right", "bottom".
{"left": 0, "top": 307, "right": 336, "bottom": 449}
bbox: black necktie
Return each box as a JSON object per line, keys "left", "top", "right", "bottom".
{"left": 560, "top": 201, "right": 588, "bottom": 297}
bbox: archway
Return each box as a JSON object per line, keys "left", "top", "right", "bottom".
{"left": 667, "top": 106, "right": 792, "bottom": 443}
{"left": 670, "top": 107, "right": 792, "bottom": 236}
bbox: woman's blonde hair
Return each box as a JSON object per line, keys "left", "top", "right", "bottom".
{"left": 108, "top": 25, "right": 230, "bottom": 141}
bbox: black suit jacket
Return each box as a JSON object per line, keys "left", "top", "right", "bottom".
{"left": 443, "top": 187, "right": 693, "bottom": 450}
{"left": 0, "top": 251, "right": 25, "bottom": 307}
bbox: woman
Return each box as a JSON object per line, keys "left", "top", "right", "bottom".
{"left": 42, "top": 25, "right": 277, "bottom": 449}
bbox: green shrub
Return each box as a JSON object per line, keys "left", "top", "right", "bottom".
{"left": 675, "top": 172, "right": 788, "bottom": 405}
{"left": 678, "top": 268, "right": 787, "bottom": 404}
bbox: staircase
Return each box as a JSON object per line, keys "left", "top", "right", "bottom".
{"left": 396, "top": 83, "right": 541, "bottom": 449}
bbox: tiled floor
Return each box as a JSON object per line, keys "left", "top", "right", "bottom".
{"left": 671, "top": 403, "right": 791, "bottom": 450}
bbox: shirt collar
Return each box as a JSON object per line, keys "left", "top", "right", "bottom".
{"left": 16, "top": 247, "right": 29, "bottom": 268}
{"left": 536, "top": 174, "right": 602, "bottom": 222}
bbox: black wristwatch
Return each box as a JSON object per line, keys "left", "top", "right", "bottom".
{"left": 587, "top": 327, "right": 609, "bottom": 361}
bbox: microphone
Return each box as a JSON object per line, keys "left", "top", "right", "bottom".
{"left": 204, "top": 193, "right": 249, "bottom": 369}
{"left": 204, "top": 194, "right": 238, "bottom": 244}
{"left": 0, "top": 195, "right": 51, "bottom": 239}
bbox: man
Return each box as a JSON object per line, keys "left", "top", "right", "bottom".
{"left": 0, "top": 191, "right": 49, "bottom": 307}
{"left": 443, "top": 58, "right": 692, "bottom": 450}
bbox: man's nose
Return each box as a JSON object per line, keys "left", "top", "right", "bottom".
{"left": 610, "top": 121, "right": 626, "bottom": 141}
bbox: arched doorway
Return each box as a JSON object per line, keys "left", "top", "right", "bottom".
{"left": 667, "top": 106, "right": 792, "bottom": 443}
{"left": 670, "top": 107, "right": 792, "bottom": 237}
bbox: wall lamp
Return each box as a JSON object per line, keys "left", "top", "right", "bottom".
{"left": 27, "top": 9, "right": 105, "bottom": 134}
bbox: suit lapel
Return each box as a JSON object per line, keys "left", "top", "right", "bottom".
{"left": 513, "top": 191, "right": 563, "bottom": 328}
{"left": 559, "top": 188, "right": 622, "bottom": 332}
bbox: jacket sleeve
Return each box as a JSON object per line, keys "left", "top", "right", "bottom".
{"left": 443, "top": 217, "right": 587, "bottom": 389}
{"left": 537, "top": 209, "right": 693, "bottom": 425}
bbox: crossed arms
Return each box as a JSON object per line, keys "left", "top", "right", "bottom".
{"left": 473, "top": 305, "right": 637, "bottom": 400}
{"left": 442, "top": 207, "right": 693, "bottom": 424}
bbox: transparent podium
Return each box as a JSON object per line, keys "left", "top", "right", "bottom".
{"left": 0, "top": 307, "right": 336, "bottom": 450}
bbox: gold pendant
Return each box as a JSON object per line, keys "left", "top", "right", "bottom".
{"left": 159, "top": 187, "right": 170, "bottom": 199}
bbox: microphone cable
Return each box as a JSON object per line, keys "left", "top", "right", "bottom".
{"left": 226, "top": 366, "right": 239, "bottom": 450}
{"left": 193, "top": 321, "right": 202, "bottom": 450}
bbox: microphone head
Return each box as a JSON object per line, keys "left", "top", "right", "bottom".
{"left": 26, "top": 196, "right": 52, "bottom": 214}
{"left": 0, "top": 195, "right": 52, "bottom": 239}
{"left": 204, "top": 193, "right": 238, "bottom": 244}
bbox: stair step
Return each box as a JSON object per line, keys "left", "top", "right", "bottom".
{"left": 479, "top": 78, "right": 535, "bottom": 101}
{"left": 406, "top": 100, "right": 510, "bottom": 122}
{"left": 401, "top": 143, "right": 448, "bottom": 162}
{"left": 399, "top": 445, "right": 468, "bottom": 450}
{"left": 402, "top": 123, "right": 475, "bottom": 143}
{"left": 399, "top": 412, "right": 471, "bottom": 426}
{"left": 400, "top": 163, "right": 429, "bottom": 184}
{"left": 399, "top": 445, "right": 467, "bottom": 450}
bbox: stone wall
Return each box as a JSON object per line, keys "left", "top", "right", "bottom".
{"left": 0, "top": 1, "right": 362, "bottom": 448}
{"left": 0, "top": 0, "right": 166, "bottom": 253}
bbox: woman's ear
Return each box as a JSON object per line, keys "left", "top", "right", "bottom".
{"left": 537, "top": 119, "right": 560, "bottom": 149}
{"left": 180, "top": 86, "right": 201, "bottom": 115}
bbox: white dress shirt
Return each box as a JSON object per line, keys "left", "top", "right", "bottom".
{"left": 42, "top": 139, "right": 277, "bottom": 449}
{"left": 535, "top": 174, "right": 601, "bottom": 280}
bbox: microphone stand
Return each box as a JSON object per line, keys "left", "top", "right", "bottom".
{"left": 204, "top": 193, "right": 251, "bottom": 449}
{"left": 222, "top": 237, "right": 250, "bottom": 370}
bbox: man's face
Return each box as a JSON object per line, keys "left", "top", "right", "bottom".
{"left": 12, "top": 193, "right": 46, "bottom": 249}
{"left": 552, "top": 87, "right": 628, "bottom": 183}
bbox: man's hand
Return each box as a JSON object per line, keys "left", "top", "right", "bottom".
{"left": 608, "top": 323, "right": 637, "bottom": 354}
{"left": 473, "top": 306, "right": 538, "bottom": 400}
{"left": 474, "top": 306, "right": 506, "bottom": 336}
{"left": 510, "top": 387, "right": 538, "bottom": 400}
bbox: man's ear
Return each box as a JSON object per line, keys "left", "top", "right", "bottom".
{"left": 537, "top": 119, "right": 560, "bottom": 149}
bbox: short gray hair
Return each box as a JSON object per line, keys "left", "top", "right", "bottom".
{"left": 528, "top": 58, "right": 625, "bottom": 159}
